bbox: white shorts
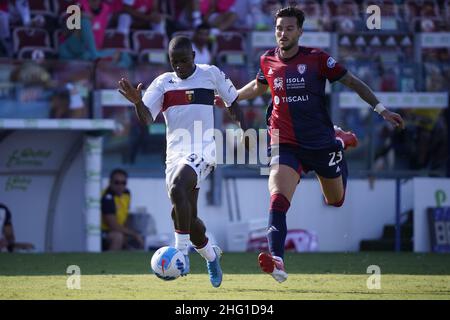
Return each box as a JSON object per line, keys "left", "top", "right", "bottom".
{"left": 165, "top": 153, "right": 216, "bottom": 191}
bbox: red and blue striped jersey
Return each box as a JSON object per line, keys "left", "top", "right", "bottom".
{"left": 257, "top": 46, "right": 347, "bottom": 149}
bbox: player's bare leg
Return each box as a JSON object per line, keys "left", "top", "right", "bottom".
{"left": 168, "top": 165, "right": 197, "bottom": 275}
{"left": 259, "top": 164, "right": 299, "bottom": 283}
{"left": 316, "top": 175, "right": 346, "bottom": 207}
{"left": 316, "top": 126, "right": 352, "bottom": 207}
{"left": 268, "top": 164, "right": 299, "bottom": 201}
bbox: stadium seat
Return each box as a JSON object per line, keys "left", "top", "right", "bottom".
{"left": 132, "top": 30, "right": 168, "bottom": 64}
{"left": 213, "top": 32, "right": 246, "bottom": 66}
{"left": 52, "top": 0, "right": 75, "bottom": 16}
{"left": 323, "top": 0, "right": 338, "bottom": 17}
{"left": 52, "top": 60, "right": 94, "bottom": 86}
{"left": 133, "top": 64, "right": 170, "bottom": 87}
{"left": 17, "top": 46, "right": 57, "bottom": 60}
{"left": 95, "top": 60, "right": 132, "bottom": 89}
{"left": 214, "top": 32, "right": 245, "bottom": 53}
{"left": 52, "top": 0, "right": 75, "bottom": 26}
{"left": 364, "top": 0, "right": 407, "bottom": 31}
{"left": 29, "top": 0, "right": 54, "bottom": 16}
{"left": 13, "top": 27, "right": 51, "bottom": 54}
{"left": 52, "top": 29, "right": 64, "bottom": 51}
{"left": 171, "top": 31, "right": 194, "bottom": 39}
{"left": 327, "top": 0, "right": 362, "bottom": 32}
{"left": 296, "top": 0, "right": 322, "bottom": 31}
{"left": 102, "top": 29, "right": 131, "bottom": 52}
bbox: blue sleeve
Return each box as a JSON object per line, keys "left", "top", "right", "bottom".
{"left": 101, "top": 194, "right": 116, "bottom": 215}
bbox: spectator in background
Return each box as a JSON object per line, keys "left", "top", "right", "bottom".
{"left": 200, "top": 0, "right": 238, "bottom": 33}
{"left": 0, "top": 203, "right": 35, "bottom": 253}
{"left": 253, "top": 0, "right": 283, "bottom": 31}
{"left": 5, "top": 0, "right": 31, "bottom": 27}
{"left": 0, "top": 0, "right": 12, "bottom": 57}
{"left": 50, "top": 83, "right": 88, "bottom": 119}
{"left": 0, "top": 0, "right": 43, "bottom": 57}
{"left": 59, "top": 0, "right": 131, "bottom": 68}
{"left": 163, "top": 0, "right": 202, "bottom": 37}
{"left": 117, "top": 0, "right": 165, "bottom": 35}
{"left": 192, "top": 22, "right": 211, "bottom": 64}
{"left": 231, "top": 0, "right": 253, "bottom": 30}
{"left": 101, "top": 169, "right": 145, "bottom": 251}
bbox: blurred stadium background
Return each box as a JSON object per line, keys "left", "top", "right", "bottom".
{"left": 0, "top": 0, "right": 449, "bottom": 300}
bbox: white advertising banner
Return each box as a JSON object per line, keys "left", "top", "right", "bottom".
{"left": 251, "top": 31, "right": 331, "bottom": 48}
{"left": 339, "top": 92, "right": 449, "bottom": 109}
{"left": 84, "top": 135, "right": 103, "bottom": 252}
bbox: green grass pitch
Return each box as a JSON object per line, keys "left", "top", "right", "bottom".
{"left": 1, "top": 252, "right": 449, "bottom": 300}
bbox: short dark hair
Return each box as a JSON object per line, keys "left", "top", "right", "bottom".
{"left": 275, "top": 6, "right": 305, "bottom": 29}
{"left": 169, "top": 36, "right": 193, "bottom": 52}
{"left": 110, "top": 168, "right": 128, "bottom": 180}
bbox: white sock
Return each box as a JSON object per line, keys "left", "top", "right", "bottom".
{"left": 195, "top": 239, "right": 216, "bottom": 262}
{"left": 174, "top": 233, "right": 190, "bottom": 255}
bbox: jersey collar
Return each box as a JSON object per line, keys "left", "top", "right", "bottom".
{"left": 276, "top": 46, "right": 302, "bottom": 63}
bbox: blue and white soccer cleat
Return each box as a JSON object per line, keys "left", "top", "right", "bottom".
{"left": 207, "top": 245, "right": 223, "bottom": 288}
{"left": 178, "top": 254, "right": 190, "bottom": 276}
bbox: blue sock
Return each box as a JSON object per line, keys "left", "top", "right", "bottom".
{"left": 267, "top": 193, "right": 290, "bottom": 259}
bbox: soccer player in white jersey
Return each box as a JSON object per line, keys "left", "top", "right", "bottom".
{"left": 118, "top": 36, "right": 247, "bottom": 288}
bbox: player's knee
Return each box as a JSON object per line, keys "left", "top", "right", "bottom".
{"left": 325, "top": 194, "right": 345, "bottom": 207}
{"left": 270, "top": 193, "right": 291, "bottom": 213}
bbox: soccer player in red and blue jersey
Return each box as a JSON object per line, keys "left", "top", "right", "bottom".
{"left": 236, "top": 7, "right": 404, "bottom": 282}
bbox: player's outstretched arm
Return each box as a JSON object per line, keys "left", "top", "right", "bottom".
{"left": 227, "top": 100, "right": 249, "bottom": 132}
{"left": 227, "top": 100, "right": 253, "bottom": 151}
{"left": 339, "top": 72, "right": 405, "bottom": 129}
{"left": 237, "top": 79, "right": 269, "bottom": 102}
{"left": 215, "top": 80, "right": 268, "bottom": 106}
{"left": 118, "top": 78, "right": 153, "bottom": 125}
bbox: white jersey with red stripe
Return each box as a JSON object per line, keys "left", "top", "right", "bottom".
{"left": 142, "top": 64, "right": 238, "bottom": 166}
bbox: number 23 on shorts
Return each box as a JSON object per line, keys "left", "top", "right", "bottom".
{"left": 328, "top": 151, "right": 343, "bottom": 167}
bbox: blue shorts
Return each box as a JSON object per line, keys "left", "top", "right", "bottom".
{"left": 269, "top": 142, "right": 348, "bottom": 186}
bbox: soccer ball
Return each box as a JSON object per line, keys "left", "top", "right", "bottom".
{"left": 150, "top": 246, "right": 185, "bottom": 281}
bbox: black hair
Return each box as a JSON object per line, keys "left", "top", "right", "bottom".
{"left": 109, "top": 168, "right": 128, "bottom": 180}
{"left": 275, "top": 6, "right": 305, "bottom": 28}
{"left": 169, "top": 36, "right": 193, "bottom": 52}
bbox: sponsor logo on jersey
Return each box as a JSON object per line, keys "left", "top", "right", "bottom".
{"left": 273, "top": 77, "right": 284, "bottom": 91}
{"left": 327, "top": 57, "right": 336, "bottom": 68}
{"left": 286, "top": 78, "right": 305, "bottom": 84}
{"left": 297, "top": 64, "right": 307, "bottom": 74}
{"left": 281, "top": 95, "right": 309, "bottom": 103}
{"left": 286, "top": 77, "right": 306, "bottom": 89}
{"left": 274, "top": 95, "right": 280, "bottom": 105}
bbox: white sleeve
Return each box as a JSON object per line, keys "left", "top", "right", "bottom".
{"left": 210, "top": 66, "right": 238, "bottom": 107}
{"left": 142, "top": 77, "right": 164, "bottom": 121}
